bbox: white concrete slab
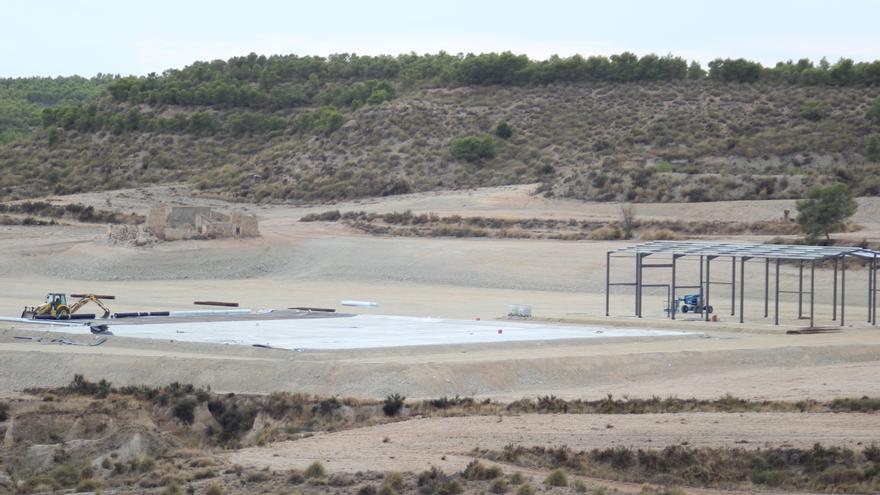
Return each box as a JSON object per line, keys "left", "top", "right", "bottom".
{"left": 57, "top": 315, "right": 696, "bottom": 350}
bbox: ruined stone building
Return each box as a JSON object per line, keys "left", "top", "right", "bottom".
{"left": 146, "top": 205, "right": 259, "bottom": 241}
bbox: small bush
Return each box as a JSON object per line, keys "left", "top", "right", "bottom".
{"left": 544, "top": 469, "right": 568, "bottom": 487}
{"left": 573, "top": 479, "right": 588, "bottom": 493}
{"left": 173, "top": 398, "right": 197, "bottom": 425}
{"left": 304, "top": 461, "right": 326, "bottom": 479}
{"left": 516, "top": 483, "right": 535, "bottom": 495}
{"left": 451, "top": 134, "right": 496, "bottom": 162}
{"left": 50, "top": 464, "right": 80, "bottom": 488}
{"left": 75, "top": 479, "right": 100, "bottom": 492}
{"left": 288, "top": 470, "right": 305, "bottom": 484}
{"left": 329, "top": 473, "right": 356, "bottom": 486}
{"left": 495, "top": 122, "right": 513, "bottom": 139}
{"left": 206, "top": 483, "right": 223, "bottom": 495}
{"left": 0, "top": 401, "right": 8, "bottom": 422}
{"left": 383, "top": 472, "right": 405, "bottom": 492}
{"left": 491, "top": 478, "right": 509, "bottom": 493}
{"left": 358, "top": 486, "right": 378, "bottom": 495}
{"left": 383, "top": 393, "right": 405, "bottom": 417}
{"left": 587, "top": 224, "right": 622, "bottom": 240}
{"left": 641, "top": 228, "right": 681, "bottom": 241}
{"left": 301, "top": 210, "right": 342, "bottom": 222}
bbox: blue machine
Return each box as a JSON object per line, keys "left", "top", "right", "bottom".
{"left": 678, "top": 294, "right": 713, "bottom": 314}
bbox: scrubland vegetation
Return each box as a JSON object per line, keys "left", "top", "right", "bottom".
{"left": 2, "top": 376, "right": 879, "bottom": 494}
{"left": 1, "top": 52, "right": 879, "bottom": 203}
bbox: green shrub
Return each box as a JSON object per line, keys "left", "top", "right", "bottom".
{"left": 304, "top": 461, "right": 326, "bottom": 479}
{"left": 0, "top": 401, "right": 8, "bottom": 422}
{"left": 490, "top": 478, "right": 509, "bottom": 493}
{"left": 451, "top": 134, "right": 496, "bottom": 162}
{"left": 866, "top": 135, "right": 880, "bottom": 161}
{"left": 544, "top": 469, "right": 568, "bottom": 487}
{"left": 587, "top": 224, "right": 622, "bottom": 240}
{"left": 288, "top": 469, "right": 305, "bottom": 484}
{"left": 516, "top": 483, "right": 535, "bottom": 495}
{"left": 172, "top": 398, "right": 197, "bottom": 425}
{"left": 206, "top": 483, "right": 223, "bottom": 495}
{"left": 50, "top": 464, "right": 80, "bottom": 488}
{"left": 75, "top": 479, "right": 100, "bottom": 492}
{"left": 383, "top": 393, "right": 405, "bottom": 417}
{"left": 572, "top": 479, "right": 588, "bottom": 493}
{"left": 383, "top": 472, "right": 405, "bottom": 492}
{"left": 495, "top": 122, "right": 513, "bottom": 139}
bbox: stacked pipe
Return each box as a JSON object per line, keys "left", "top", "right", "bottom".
{"left": 113, "top": 311, "right": 171, "bottom": 318}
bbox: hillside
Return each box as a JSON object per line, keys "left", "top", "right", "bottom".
{"left": 1, "top": 53, "right": 879, "bottom": 203}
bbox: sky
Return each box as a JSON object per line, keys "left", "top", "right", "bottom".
{"left": 2, "top": 0, "right": 879, "bottom": 77}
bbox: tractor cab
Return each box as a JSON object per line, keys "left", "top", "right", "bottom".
{"left": 678, "top": 294, "right": 713, "bottom": 314}
{"left": 47, "top": 293, "right": 67, "bottom": 308}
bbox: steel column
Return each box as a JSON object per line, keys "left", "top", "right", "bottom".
{"left": 699, "top": 255, "right": 704, "bottom": 321}
{"left": 705, "top": 256, "right": 714, "bottom": 322}
{"left": 810, "top": 260, "right": 815, "bottom": 328}
{"left": 774, "top": 258, "right": 780, "bottom": 325}
{"left": 841, "top": 255, "right": 846, "bottom": 327}
{"left": 605, "top": 251, "right": 611, "bottom": 317}
{"left": 873, "top": 254, "right": 877, "bottom": 326}
{"left": 870, "top": 253, "right": 875, "bottom": 324}
{"left": 731, "top": 257, "right": 736, "bottom": 316}
{"left": 764, "top": 258, "right": 769, "bottom": 318}
{"left": 833, "top": 258, "right": 838, "bottom": 321}
{"left": 798, "top": 260, "right": 804, "bottom": 319}
{"left": 739, "top": 257, "right": 746, "bottom": 324}
{"left": 635, "top": 254, "right": 641, "bottom": 317}
{"left": 671, "top": 255, "right": 678, "bottom": 320}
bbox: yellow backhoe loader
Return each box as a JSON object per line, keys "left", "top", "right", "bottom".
{"left": 21, "top": 293, "right": 113, "bottom": 319}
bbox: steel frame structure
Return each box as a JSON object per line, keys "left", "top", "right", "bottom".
{"left": 605, "top": 241, "right": 879, "bottom": 327}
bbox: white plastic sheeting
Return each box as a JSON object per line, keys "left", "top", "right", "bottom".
{"left": 56, "top": 314, "right": 695, "bottom": 350}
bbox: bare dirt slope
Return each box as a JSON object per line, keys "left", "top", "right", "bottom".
{"left": 227, "top": 412, "right": 880, "bottom": 473}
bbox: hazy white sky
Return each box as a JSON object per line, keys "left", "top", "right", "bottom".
{"left": 2, "top": 0, "right": 878, "bottom": 77}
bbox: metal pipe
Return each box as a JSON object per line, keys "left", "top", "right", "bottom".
{"left": 798, "top": 260, "right": 804, "bottom": 319}
{"left": 634, "top": 254, "right": 639, "bottom": 316}
{"left": 870, "top": 253, "right": 875, "bottom": 324}
{"left": 833, "top": 258, "right": 838, "bottom": 321}
{"left": 671, "top": 254, "right": 677, "bottom": 320}
{"left": 775, "top": 258, "right": 780, "bottom": 325}
{"left": 605, "top": 251, "right": 611, "bottom": 317}
{"left": 764, "top": 258, "right": 769, "bottom": 318}
{"left": 636, "top": 254, "right": 642, "bottom": 318}
{"left": 841, "top": 255, "right": 846, "bottom": 327}
{"left": 871, "top": 254, "right": 877, "bottom": 326}
{"left": 699, "top": 255, "right": 704, "bottom": 320}
{"left": 739, "top": 257, "right": 745, "bottom": 324}
{"left": 810, "top": 260, "right": 815, "bottom": 328}
{"left": 731, "top": 256, "right": 736, "bottom": 316}
{"left": 705, "top": 256, "right": 712, "bottom": 321}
